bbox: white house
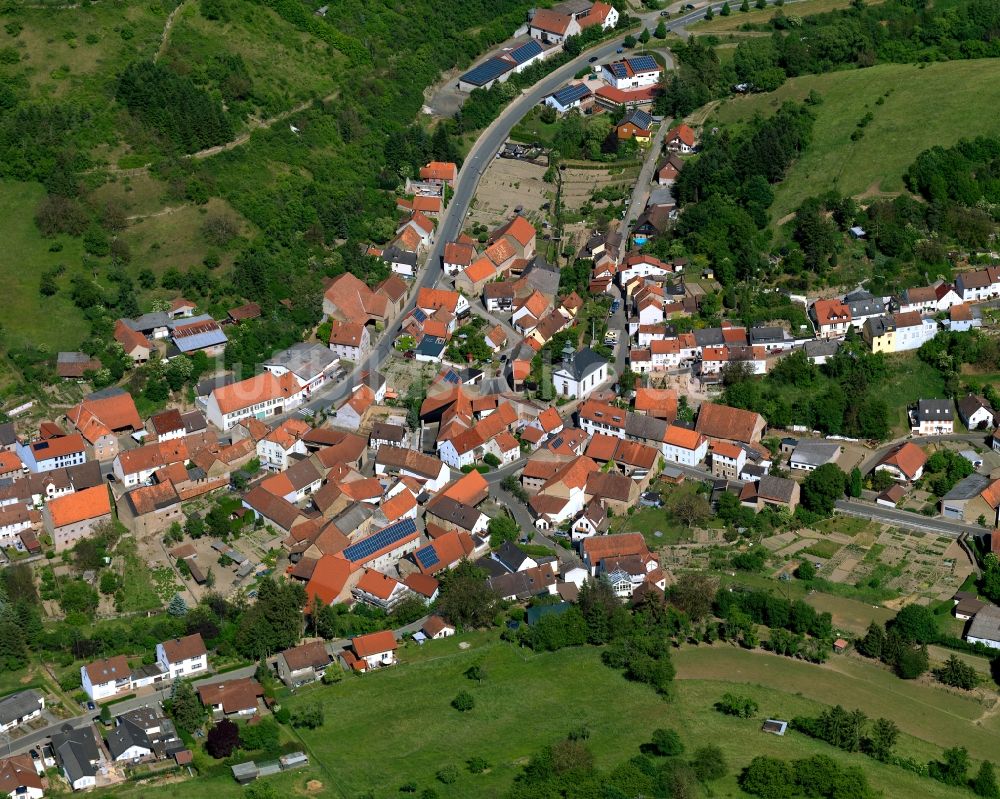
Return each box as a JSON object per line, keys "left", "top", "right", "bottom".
{"left": 600, "top": 55, "right": 662, "bottom": 91}
{"left": 958, "top": 395, "right": 995, "bottom": 431}
{"left": 156, "top": 633, "right": 208, "bottom": 680}
{"left": 16, "top": 434, "right": 87, "bottom": 474}
{"left": 420, "top": 616, "right": 456, "bottom": 640}
{"left": 911, "top": 399, "right": 954, "bottom": 436}
{"left": 205, "top": 372, "right": 304, "bottom": 430}
{"left": 348, "top": 631, "right": 398, "bottom": 672}
{"left": 661, "top": 426, "right": 708, "bottom": 466}
{"left": 81, "top": 655, "right": 132, "bottom": 701}
{"left": 552, "top": 346, "right": 608, "bottom": 400}
{"left": 965, "top": 605, "right": 1000, "bottom": 651}
{"left": 0, "top": 753, "right": 44, "bottom": 798}
{"left": 262, "top": 342, "right": 340, "bottom": 397}
{"left": 545, "top": 83, "right": 592, "bottom": 115}
{"left": 51, "top": 727, "right": 102, "bottom": 791}
{"left": 0, "top": 690, "right": 44, "bottom": 734}
{"left": 328, "top": 321, "right": 371, "bottom": 363}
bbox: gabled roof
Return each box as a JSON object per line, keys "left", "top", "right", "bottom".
{"left": 84, "top": 654, "right": 130, "bottom": 686}
{"left": 355, "top": 568, "right": 403, "bottom": 600}
{"left": 211, "top": 372, "right": 301, "bottom": 416}
{"left": 666, "top": 123, "right": 695, "bottom": 146}
{"left": 67, "top": 392, "right": 142, "bottom": 443}
{"left": 877, "top": 442, "right": 927, "bottom": 480}
{"left": 420, "top": 161, "right": 457, "bottom": 182}
{"left": 352, "top": 630, "right": 397, "bottom": 657}
{"left": 48, "top": 485, "right": 111, "bottom": 528}
{"left": 530, "top": 7, "right": 573, "bottom": 34}
{"left": 280, "top": 640, "right": 332, "bottom": 672}
{"left": 695, "top": 402, "right": 765, "bottom": 445}
{"left": 160, "top": 633, "right": 206, "bottom": 664}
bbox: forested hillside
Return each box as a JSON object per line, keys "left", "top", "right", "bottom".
{"left": 0, "top": 0, "right": 532, "bottom": 391}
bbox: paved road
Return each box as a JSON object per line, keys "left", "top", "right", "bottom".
{"left": 834, "top": 498, "right": 986, "bottom": 538}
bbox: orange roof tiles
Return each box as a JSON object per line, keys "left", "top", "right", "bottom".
{"left": 878, "top": 442, "right": 926, "bottom": 480}
{"left": 420, "top": 161, "right": 457, "bottom": 182}
{"left": 444, "top": 241, "right": 476, "bottom": 267}
{"left": 382, "top": 488, "right": 417, "bottom": 521}
{"left": 442, "top": 469, "right": 490, "bottom": 506}
{"left": 711, "top": 441, "right": 744, "bottom": 460}
{"left": 813, "top": 298, "right": 851, "bottom": 327}
{"left": 211, "top": 372, "right": 301, "bottom": 415}
{"left": 67, "top": 393, "right": 142, "bottom": 443}
{"left": 667, "top": 123, "right": 695, "bottom": 147}
{"left": 663, "top": 425, "right": 705, "bottom": 450}
{"left": 485, "top": 238, "right": 516, "bottom": 266}
{"left": 403, "top": 571, "right": 439, "bottom": 598}
{"left": 352, "top": 630, "right": 398, "bottom": 657}
{"left": 355, "top": 569, "right": 402, "bottom": 600}
{"left": 585, "top": 433, "right": 619, "bottom": 462}
{"left": 114, "top": 319, "right": 151, "bottom": 354}
{"left": 306, "top": 554, "right": 352, "bottom": 606}
{"left": 464, "top": 257, "right": 497, "bottom": 284}
{"left": 329, "top": 320, "right": 366, "bottom": 347}
{"left": 48, "top": 484, "right": 111, "bottom": 528}
{"left": 495, "top": 215, "right": 536, "bottom": 247}
{"left": 633, "top": 387, "right": 678, "bottom": 421}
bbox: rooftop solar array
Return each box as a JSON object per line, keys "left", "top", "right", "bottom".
{"left": 624, "top": 108, "right": 653, "bottom": 130}
{"left": 414, "top": 545, "right": 440, "bottom": 569}
{"left": 509, "top": 39, "right": 542, "bottom": 64}
{"left": 551, "top": 83, "right": 591, "bottom": 106}
{"left": 608, "top": 62, "right": 628, "bottom": 79}
{"left": 627, "top": 54, "right": 658, "bottom": 72}
{"left": 460, "top": 57, "right": 513, "bottom": 87}
{"left": 343, "top": 518, "right": 418, "bottom": 563}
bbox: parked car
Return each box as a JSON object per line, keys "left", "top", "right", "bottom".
{"left": 588, "top": 56, "right": 598, "bottom": 63}
{"left": 660, "top": 9, "right": 670, "bottom": 15}
{"left": 604, "top": 330, "right": 619, "bottom": 346}
{"left": 87, "top": 701, "right": 96, "bottom": 711}
{"left": 616, "top": 47, "right": 624, "bottom": 54}
{"left": 610, "top": 300, "right": 621, "bottom": 315}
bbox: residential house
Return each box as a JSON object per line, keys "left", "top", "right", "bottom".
{"left": 43, "top": 485, "right": 112, "bottom": 552}
{"left": 443, "top": 241, "right": 477, "bottom": 277}
{"left": 656, "top": 153, "right": 685, "bottom": 185}
{"left": 81, "top": 655, "right": 131, "bottom": 701}
{"left": 105, "top": 707, "right": 180, "bottom": 763}
{"left": 419, "top": 161, "right": 457, "bottom": 187}
{"left": 947, "top": 303, "right": 982, "bottom": 332}
{"left": 344, "top": 631, "right": 397, "bottom": 672}
{"left": 0, "top": 690, "right": 44, "bottom": 734}
{"left": 257, "top": 418, "right": 310, "bottom": 471}
{"left": 844, "top": 290, "right": 884, "bottom": 329}
{"left": 51, "top": 726, "right": 102, "bottom": 791}
{"left": 811, "top": 299, "right": 852, "bottom": 339}
{"left": 911, "top": 399, "right": 954, "bottom": 436}
{"left": 198, "top": 679, "right": 263, "bottom": 717}
{"left": 711, "top": 441, "right": 746, "bottom": 480}
{"left": 0, "top": 753, "right": 43, "bottom": 798}
{"left": 571, "top": 497, "right": 609, "bottom": 542}
{"left": 739, "top": 475, "right": 800, "bottom": 514}
{"left": 262, "top": 342, "right": 341, "bottom": 399}
{"left": 420, "top": 616, "right": 456, "bottom": 640}
{"left": 616, "top": 108, "right": 654, "bottom": 142}
{"left": 276, "top": 641, "right": 333, "bottom": 687}
{"left": 488, "top": 564, "right": 559, "bottom": 601}
{"left": 955, "top": 267, "right": 1000, "bottom": 303}
{"left": 601, "top": 55, "right": 662, "bottom": 91}
{"left": 958, "top": 394, "right": 995, "bottom": 430}
{"left": 205, "top": 372, "right": 303, "bottom": 430}
{"left": 374, "top": 447, "right": 450, "bottom": 492}
{"left": 544, "top": 83, "right": 592, "bottom": 114}
{"left": 665, "top": 123, "right": 696, "bottom": 153}
{"left": 114, "top": 319, "right": 152, "bottom": 364}
{"left": 328, "top": 321, "right": 371, "bottom": 363}
{"left": 899, "top": 283, "right": 961, "bottom": 314}
{"left": 155, "top": 633, "right": 208, "bottom": 680}
{"left": 351, "top": 569, "right": 411, "bottom": 611}
{"left": 529, "top": 456, "right": 600, "bottom": 529}
{"left": 16, "top": 431, "right": 87, "bottom": 474}
{"left": 528, "top": 8, "right": 580, "bottom": 43}
{"left": 113, "top": 438, "right": 190, "bottom": 487}
{"left": 874, "top": 441, "right": 927, "bottom": 483}
{"left": 661, "top": 425, "right": 708, "bottom": 466}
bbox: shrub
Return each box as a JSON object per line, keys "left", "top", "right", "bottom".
{"left": 451, "top": 691, "right": 475, "bottom": 712}
{"left": 467, "top": 756, "right": 490, "bottom": 774}
{"left": 436, "top": 765, "right": 459, "bottom": 784}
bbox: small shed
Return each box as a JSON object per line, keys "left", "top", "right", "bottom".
{"left": 833, "top": 638, "right": 849, "bottom": 653}
{"left": 762, "top": 719, "right": 788, "bottom": 736}
{"left": 231, "top": 762, "right": 258, "bottom": 784}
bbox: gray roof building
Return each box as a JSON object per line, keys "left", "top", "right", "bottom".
{"left": 554, "top": 347, "right": 607, "bottom": 384}
{"left": 917, "top": 398, "right": 953, "bottom": 423}
{"left": 51, "top": 725, "right": 101, "bottom": 786}
{"left": 789, "top": 441, "right": 841, "bottom": 470}
{"left": 264, "top": 343, "right": 339, "bottom": 383}
{"left": 0, "top": 689, "right": 43, "bottom": 729}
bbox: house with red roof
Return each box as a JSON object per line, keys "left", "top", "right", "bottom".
{"left": 811, "top": 298, "right": 852, "bottom": 339}
{"left": 351, "top": 569, "right": 411, "bottom": 611}
{"left": 65, "top": 392, "right": 143, "bottom": 461}
{"left": 206, "top": 372, "right": 304, "bottom": 430}
{"left": 344, "top": 631, "right": 398, "bottom": 672}
{"left": 665, "top": 123, "right": 696, "bottom": 153}
{"left": 419, "top": 161, "right": 457, "bottom": 187}
{"left": 43, "top": 485, "right": 112, "bottom": 552}
{"left": 443, "top": 241, "right": 477, "bottom": 276}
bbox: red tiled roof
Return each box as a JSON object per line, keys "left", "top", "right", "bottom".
{"left": 420, "top": 161, "right": 457, "bottom": 182}
{"left": 667, "top": 123, "right": 696, "bottom": 147}
{"left": 48, "top": 485, "right": 110, "bottom": 528}
{"left": 306, "top": 555, "right": 352, "bottom": 606}
{"left": 355, "top": 569, "right": 402, "bottom": 600}
{"left": 211, "top": 372, "right": 301, "bottom": 415}
{"left": 352, "top": 630, "right": 398, "bottom": 658}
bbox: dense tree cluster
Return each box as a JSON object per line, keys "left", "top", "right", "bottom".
{"left": 740, "top": 754, "right": 874, "bottom": 798}
{"left": 856, "top": 604, "right": 935, "bottom": 679}
{"left": 116, "top": 61, "right": 233, "bottom": 154}
{"left": 723, "top": 339, "right": 892, "bottom": 440}
{"left": 791, "top": 706, "right": 899, "bottom": 760}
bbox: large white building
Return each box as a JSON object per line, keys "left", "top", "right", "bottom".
{"left": 600, "top": 54, "right": 662, "bottom": 90}
{"left": 155, "top": 633, "right": 208, "bottom": 680}
{"left": 205, "top": 372, "right": 305, "bottom": 430}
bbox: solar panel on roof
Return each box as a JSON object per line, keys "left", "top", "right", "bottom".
{"left": 460, "top": 57, "right": 514, "bottom": 87}
{"left": 627, "top": 55, "right": 658, "bottom": 72}
{"left": 415, "top": 545, "right": 439, "bottom": 568}
{"left": 552, "top": 84, "right": 590, "bottom": 106}
{"left": 442, "top": 370, "right": 460, "bottom": 384}
{"left": 608, "top": 62, "right": 628, "bottom": 79}
{"left": 509, "top": 40, "right": 542, "bottom": 64}
{"left": 412, "top": 309, "right": 427, "bottom": 323}
{"left": 343, "top": 519, "right": 418, "bottom": 563}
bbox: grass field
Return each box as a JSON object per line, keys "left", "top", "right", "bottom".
{"left": 0, "top": 181, "right": 91, "bottom": 350}
{"left": 873, "top": 353, "right": 948, "bottom": 435}
{"left": 674, "top": 646, "right": 1000, "bottom": 761}
{"left": 805, "top": 591, "right": 895, "bottom": 635}
{"left": 710, "top": 59, "right": 1000, "bottom": 222}
{"left": 101, "top": 633, "right": 982, "bottom": 799}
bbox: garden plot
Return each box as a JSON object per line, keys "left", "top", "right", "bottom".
{"left": 466, "top": 156, "right": 551, "bottom": 234}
